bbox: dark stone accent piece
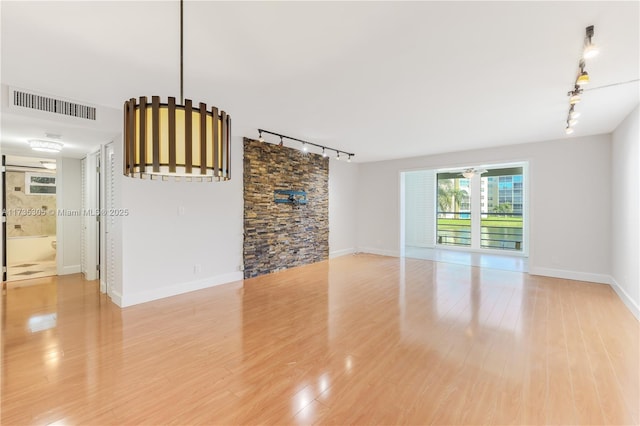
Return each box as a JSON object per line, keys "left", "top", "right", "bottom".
{"left": 243, "top": 138, "right": 329, "bottom": 279}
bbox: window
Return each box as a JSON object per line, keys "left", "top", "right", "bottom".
{"left": 25, "top": 173, "right": 56, "bottom": 195}
{"left": 437, "top": 165, "right": 526, "bottom": 252}
{"left": 437, "top": 173, "right": 471, "bottom": 246}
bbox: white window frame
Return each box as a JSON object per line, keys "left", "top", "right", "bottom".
{"left": 25, "top": 172, "right": 56, "bottom": 195}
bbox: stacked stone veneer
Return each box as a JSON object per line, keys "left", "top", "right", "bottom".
{"left": 243, "top": 138, "right": 329, "bottom": 279}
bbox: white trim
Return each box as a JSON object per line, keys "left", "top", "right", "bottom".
{"left": 434, "top": 243, "right": 526, "bottom": 257}
{"left": 609, "top": 276, "right": 640, "bottom": 321}
{"left": 330, "top": 248, "right": 356, "bottom": 259}
{"left": 61, "top": 265, "right": 81, "bottom": 275}
{"left": 109, "top": 288, "right": 123, "bottom": 307}
{"left": 357, "top": 247, "right": 400, "bottom": 258}
{"left": 529, "top": 266, "right": 610, "bottom": 284}
{"left": 119, "top": 271, "right": 244, "bottom": 307}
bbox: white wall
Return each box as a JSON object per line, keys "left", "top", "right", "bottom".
{"left": 329, "top": 158, "right": 359, "bottom": 257}
{"left": 58, "top": 157, "right": 82, "bottom": 274}
{"left": 611, "top": 105, "right": 639, "bottom": 319}
{"left": 357, "top": 135, "right": 612, "bottom": 283}
{"left": 118, "top": 136, "right": 244, "bottom": 307}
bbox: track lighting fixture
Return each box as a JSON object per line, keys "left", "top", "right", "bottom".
{"left": 564, "top": 25, "right": 597, "bottom": 135}
{"left": 568, "top": 87, "right": 582, "bottom": 105}
{"left": 576, "top": 60, "right": 590, "bottom": 86}
{"left": 256, "top": 129, "right": 355, "bottom": 162}
{"left": 583, "top": 25, "right": 599, "bottom": 59}
{"left": 569, "top": 105, "right": 580, "bottom": 120}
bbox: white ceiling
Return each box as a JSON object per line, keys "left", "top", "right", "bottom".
{"left": 1, "top": 1, "right": 638, "bottom": 162}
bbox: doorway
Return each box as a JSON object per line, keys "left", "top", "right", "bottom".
{"left": 3, "top": 155, "right": 58, "bottom": 281}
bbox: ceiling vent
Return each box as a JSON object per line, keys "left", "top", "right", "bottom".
{"left": 12, "top": 88, "right": 96, "bottom": 121}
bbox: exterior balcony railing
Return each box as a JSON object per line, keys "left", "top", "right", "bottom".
{"left": 437, "top": 212, "right": 523, "bottom": 251}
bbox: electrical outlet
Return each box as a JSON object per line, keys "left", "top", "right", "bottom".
{"left": 194, "top": 264, "right": 201, "bottom": 274}
{"left": 239, "top": 264, "right": 244, "bottom": 271}
{"left": 178, "top": 206, "right": 185, "bottom": 216}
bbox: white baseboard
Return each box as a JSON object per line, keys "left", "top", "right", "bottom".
{"left": 357, "top": 247, "right": 400, "bottom": 258}
{"left": 329, "top": 248, "right": 356, "bottom": 259}
{"left": 60, "top": 265, "right": 81, "bottom": 275}
{"left": 108, "top": 288, "right": 123, "bottom": 307}
{"left": 609, "top": 276, "right": 640, "bottom": 321}
{"left": 528, "top": 266, "right": 610, "bottom": 284}
{"left": 119, "top": 271, "right": 244, "bottom": 307}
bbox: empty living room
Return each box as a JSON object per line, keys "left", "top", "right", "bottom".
{"left": 1, "top": 1, "right": 638, "bottom": 425}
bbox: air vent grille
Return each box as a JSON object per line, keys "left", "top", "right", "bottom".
{"left": 13, "top": 90, "right": 96, "bottom": 120}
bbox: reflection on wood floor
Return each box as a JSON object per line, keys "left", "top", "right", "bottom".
{"left": 1, "top": 254, "right": 638, "bottom": 425}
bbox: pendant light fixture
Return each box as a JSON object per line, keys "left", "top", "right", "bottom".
{"left": 123, "top": 0, "right": 231, "bottom": 180}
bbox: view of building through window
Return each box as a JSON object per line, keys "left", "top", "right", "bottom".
{"left": 437, "top": 166, "right": 524, "bottom": 251}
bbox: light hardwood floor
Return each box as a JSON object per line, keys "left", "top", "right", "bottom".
{"left": 1, "top": 254, "right": 638, "bottom": 425}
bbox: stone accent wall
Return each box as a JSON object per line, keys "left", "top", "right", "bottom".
{"left": 243, "top": 138, "right": 329, "bottom": 278}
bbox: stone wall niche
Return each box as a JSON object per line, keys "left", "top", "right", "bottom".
{"left": 243, "top": 138, "right": 329, "bottom": 278}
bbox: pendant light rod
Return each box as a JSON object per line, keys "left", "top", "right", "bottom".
{"left": 257, "top": 128, "right": 355, "bottom": 157}
{"left": 180, "top": 0, "right": 184, "bottom": 104}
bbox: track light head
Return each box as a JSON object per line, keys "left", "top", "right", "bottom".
{"left": 279, "top": 136, "right": 284, "bottom": 147}
{"left": 322, "top": 148, "right": 327, "bottom": 158}
{"left": 576, "top": 70, "right": 589, "bottom": 85}
{"left": 583, "top": 25, "right": 599, "bottom": 59}
{"left": 347, "top": 155, "right": 352, "bottom": 163}
{"left": 565, "top": 126, "right": 574, "bottom": 135}
{"left": 302, "top": 143, "right": 308, "bottom": 152}
{"left": 258, "top": 130, "right": 264, "bottom": 142}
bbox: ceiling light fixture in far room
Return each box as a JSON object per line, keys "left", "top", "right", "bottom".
{"left": 256, "top": 129, "right": 355, "bottom": 162}
{"left": 123, "top": 0, "right": 231, "bottom": 181}
{"left": 29, "top": 140, "right": 63, "bottom": 153}
{"left": 583, "top": 25, "right": 599, "bottom": 59}
{"left": 461, "top": 168, "right": 487, "bottom": 179}
{"left": 41, "top": 161, "right": 57, "bottom": 170}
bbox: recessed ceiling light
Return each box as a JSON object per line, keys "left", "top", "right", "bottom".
{"left": 41, "top": 161, "right": 57, "bottom": 170}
